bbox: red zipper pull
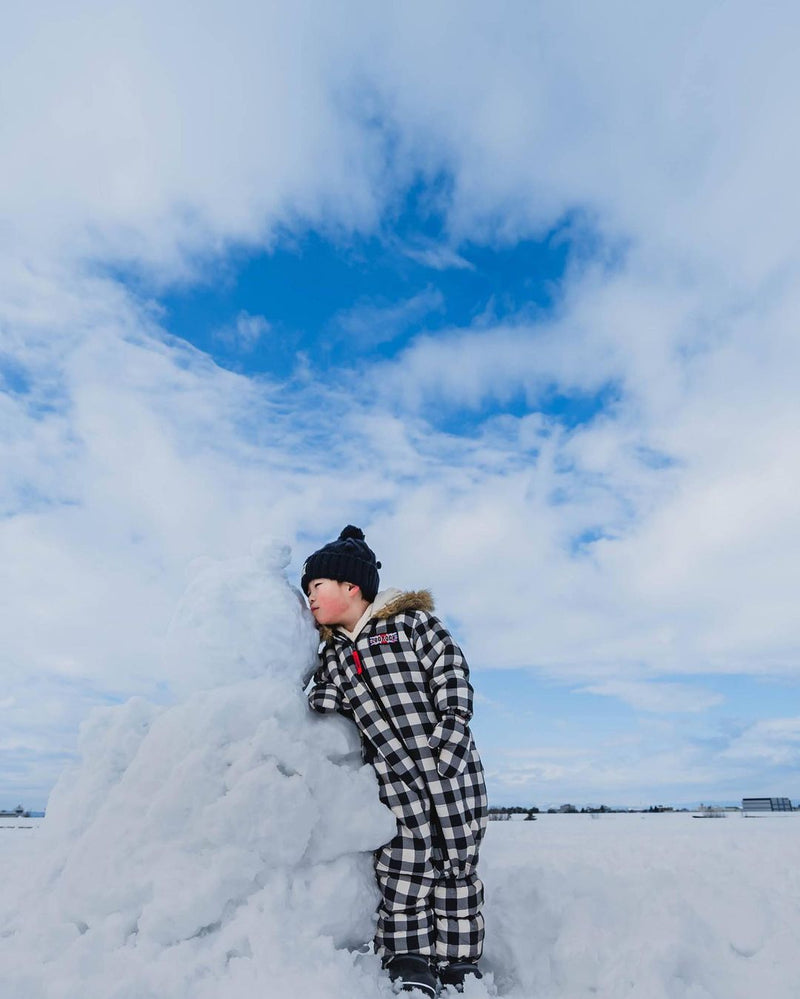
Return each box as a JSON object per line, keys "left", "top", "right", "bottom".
{"left": 352, "top": 649, "right": 363, "bottom": 675}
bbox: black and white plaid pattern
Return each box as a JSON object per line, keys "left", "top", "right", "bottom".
{"left": 308, "top": 593, "right": 487, "bottom": 961}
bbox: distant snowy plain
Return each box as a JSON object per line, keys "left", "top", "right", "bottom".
{"left": 2, "top": 814, "right": 798, "bottom": 998}
{"left": 1, "top": 544, "right": 797, "bottom": 998}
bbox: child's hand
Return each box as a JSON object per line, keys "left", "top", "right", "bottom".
{"left": 428, "top": 714, "right": 471, "bottom": 779}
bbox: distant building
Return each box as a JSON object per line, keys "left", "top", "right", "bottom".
{"left": 741, "top": 797, "right": 793, "bottom": 813}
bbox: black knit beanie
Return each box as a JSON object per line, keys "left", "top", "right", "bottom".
{"left": 301, "top": 525, "right": 382, "bottom": 602}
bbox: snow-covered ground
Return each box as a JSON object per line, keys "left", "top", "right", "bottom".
{"left": 2, "top": 813, "right": 798, "bottom": 998}
{"left": 1, "top": 546, "right": 797, "bottom": 998}
{"left": 483, "top": 812, "right": 799, "bottom": 998}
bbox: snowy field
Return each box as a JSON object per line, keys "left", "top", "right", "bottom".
{"left": 1, "top": 549, "right": 797, "bottom": 998}
{"left": 1, "top": 813, "right": 798, "bottom": 998}
{"left": 482, "top": 812, "right": 799, "bottom": 998}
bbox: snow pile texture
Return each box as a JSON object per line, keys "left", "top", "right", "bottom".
{"left": 0, "top": 541, "right": 398, "bottom": 998}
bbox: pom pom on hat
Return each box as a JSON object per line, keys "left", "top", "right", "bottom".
{"left": 301, "top": 525, "right": 381, "bottom": 601}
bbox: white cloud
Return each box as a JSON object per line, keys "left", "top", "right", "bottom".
{"left": 578, "top": 681, "right": 723, "bottom": 715}
{"left": 330, "top": 287, "right": 444, "bottom": 346}
{"left": 3, "top": 2, "right": 800, "bottom": 803}
{"left": 2, "top": 2, "right": 798, "bottom": 289}
{"left": 0, "top": 2, "right": 386, "bottom": 280}
{"left": 487, "top": 737, "right": 727, "bottom": 808}
{"left": 214, "top": 310, "right": 271, "bottom": 351}
{"left": 721, "top": 719, "right": 800, "bottom": 767}
{"left": 400, "top": 241, "right": 474, "bottom": 271}
{"left": 484, "top": 709, "right": 800, "bottom": 807}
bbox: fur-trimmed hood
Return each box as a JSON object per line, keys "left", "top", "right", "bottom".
{"left": 318, "top": 588, "right": 434, "bottom": 644}
{"left": 373, "top": 588, "right": 434, "bottom": 619}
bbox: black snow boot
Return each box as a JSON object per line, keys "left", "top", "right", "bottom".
{"left": 383, "top": 953, "right": 438, "bottom": 996}
{"left": 438, "top": 961, "right": 483, "bottom": 991}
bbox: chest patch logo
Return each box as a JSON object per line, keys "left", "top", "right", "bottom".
{"left": 369, "top": 632, "right": 399, "bottom": 647}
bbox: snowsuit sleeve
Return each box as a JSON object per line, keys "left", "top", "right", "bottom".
{"left": 307, "top": 656, "right": 346, "bottom": 715}
{"left": 411, "top": 612, "right": 474, "bottom": 722}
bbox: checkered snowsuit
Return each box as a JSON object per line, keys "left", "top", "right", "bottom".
{"left": 308, "top": 589, "right": 487, "bottom": 962}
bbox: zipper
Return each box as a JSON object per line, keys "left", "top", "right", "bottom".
{"left": 347, "top": 640, "right": 402, "bottom": 744}
{"left": 347, "top": 640, "right": 403, "bottom": 743}
{"left": 337, "top": 636, "right": 426, "bottom": 790}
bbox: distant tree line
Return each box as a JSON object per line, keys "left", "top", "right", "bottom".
{"left": 488, "top": 806, "right": 539, "bottom": 820}
{"left": 488, "top": 803, "right": 697, "bottom": 815}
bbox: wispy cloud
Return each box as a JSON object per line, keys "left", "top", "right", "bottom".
{"left": 721, "top": 718, "right": 800, "bottom": 767}
{"left": 578, "top": 681, "right": 723, "bottom": 715}
{"left": 214, "top": 310, "right": 271, "bottom": 351}
{"left": 487, "top": 738, "right": 725, "bottom": 807}
{"left": 328, "top": 287, "right": 444, "bottom": 346}
{"left": 400, "top": 241, "right": 474, "bottom": 271}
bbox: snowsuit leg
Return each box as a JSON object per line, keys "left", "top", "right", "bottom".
{"left": 374, "top": 816, "right": 437, "bottom": 956}
{"left": 371, "top": 756, "right": 485, "bottom": 961}
{"left": 429, "top": 748, "right": 487, "bottom": 961}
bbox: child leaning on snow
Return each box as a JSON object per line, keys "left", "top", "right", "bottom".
{"left": 302, "top": 526, "right": 488, "bottom": 996}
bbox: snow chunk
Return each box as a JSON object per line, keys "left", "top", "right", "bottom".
{"left": 0, "top": 544, "right": 396, "bottom": 998}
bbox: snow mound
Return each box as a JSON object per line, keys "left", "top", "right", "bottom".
{"left": 0, "top": 542, "right": 399, "bottom": 998}
{"left": 164, "top": 538, "right": 320, "bottom": 695}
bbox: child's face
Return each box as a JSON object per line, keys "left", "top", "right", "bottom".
{"left": 306, "top": 578, "right": 357, "bottom": 627}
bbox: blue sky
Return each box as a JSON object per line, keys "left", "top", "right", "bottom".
{"left": 3, "top": 2, "right": 800, "bottom": 811}
{"left": 474, "top": 671, "right": 800, "bottom": 808}
{"left": 158, "top": 182, "right": 573, "bottom": 379}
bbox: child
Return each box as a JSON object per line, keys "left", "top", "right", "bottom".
{"left": 302, "top": 526, "right": 487, "bottom": 996}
